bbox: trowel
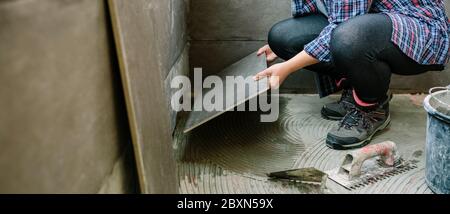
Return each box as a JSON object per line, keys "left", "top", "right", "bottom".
{"left": 268, "top": 167, "right": 328, "bottom": 193}
{"left": 268, "top": 167, "right": 328, "bottom": 185}
{"left": 326, "top": 141, "right": 418, "bottom": 190}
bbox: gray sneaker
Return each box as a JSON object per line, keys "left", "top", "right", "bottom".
{"left": 321, "top": 89, "right": 355, "bottom": 121}
{"left": 326, "top": 102, "right": 391, "bottom": 150}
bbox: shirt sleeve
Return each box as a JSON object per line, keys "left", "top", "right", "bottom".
{"left": 303, "top": 0, "right": 373, "bottom": 62}
{"left": 292, "top": 0, "right": 318, "bottom": 17}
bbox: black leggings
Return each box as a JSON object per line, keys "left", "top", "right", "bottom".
{"left": 268, "top": 13, "right": 444, "bottom": 103}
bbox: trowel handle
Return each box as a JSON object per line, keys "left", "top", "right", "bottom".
{"left": 349, "top": 141, "right": 397, "bottom": 178}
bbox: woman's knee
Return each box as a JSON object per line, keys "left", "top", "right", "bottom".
{"left": 269, "top": 17, "right": 325, "bottom": 60}
{"left": 331, "top": 14, "right": 392, "bottom": 62}
{"left": 330, "top": 23, "right": 365, "bottom": 62}
{"left": 268, "top": 19, "right": 291, "bottom": 52}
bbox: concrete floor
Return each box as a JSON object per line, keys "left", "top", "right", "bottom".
{"left": 174, "top": 94, "right": 433, "bottom": 194}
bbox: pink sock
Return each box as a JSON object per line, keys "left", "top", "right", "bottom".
{"left": 353, "top": 90, "right": 377, "bottom": 107}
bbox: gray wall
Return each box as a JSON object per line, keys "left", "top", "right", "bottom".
{"left": 189, "top": 0, "right": 450, "bottom": 93}
{"left": 0, "top": 0, "right": 137, "bottom": 193}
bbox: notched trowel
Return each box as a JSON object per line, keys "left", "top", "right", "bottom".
{"left": 326, "top": 141, "right": 418, "bottom": 190}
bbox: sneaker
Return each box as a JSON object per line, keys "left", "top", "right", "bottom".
{"left": 321, "top": 89, "right": 355, "bottom": 121}
{"left": 326, "top": 101, "right": 391, "bottom": 150}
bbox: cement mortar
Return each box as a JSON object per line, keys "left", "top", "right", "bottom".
{"left": 174, "top": 94, "right": 433, "bottom": 194}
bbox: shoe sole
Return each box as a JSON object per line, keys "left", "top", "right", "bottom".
{"left": 326, "top": 114, "right": 392, "bottom": 150}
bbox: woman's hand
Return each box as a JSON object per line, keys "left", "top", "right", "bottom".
{"left": 257, "top": 45, "right": 278, "bottom": 63}
{"left": 254, "top": 50, "right": 320, "bottom": 89}
{"left": 253, "top": 63, "right": 290, "bottom": 89}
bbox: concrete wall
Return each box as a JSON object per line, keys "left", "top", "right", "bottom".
{"left": 0, "top": 0, "right": 137, "bottom": 193}
{"left": 189, "top": 0, "right": 450, "bottom": 93}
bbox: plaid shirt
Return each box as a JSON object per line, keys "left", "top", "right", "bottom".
{"left": 292, "top": 0, "right": 450, "bottom": 97}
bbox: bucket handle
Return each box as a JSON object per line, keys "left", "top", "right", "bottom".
{"left": 429, "top": 85, "right": 450, "bottom": 94}
{"left": 429, "top": 85, "right": 450, "bottom": 108}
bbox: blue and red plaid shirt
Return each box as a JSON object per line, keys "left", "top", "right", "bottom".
{"left": 292, "top": 0, "right": 450, "bottom": 97}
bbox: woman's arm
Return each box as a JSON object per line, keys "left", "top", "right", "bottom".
{"left": 256, "top": 0, "right": 373, "bottom": 89}
{"left": 284, "top": 50, "right": 319, "bottom": 74}
{"left": 253, "top": 0, "right": 321, "bottom": 88}
{"left": 254, "top": 50, "right": 319, "bottom": 89}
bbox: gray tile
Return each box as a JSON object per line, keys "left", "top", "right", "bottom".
{"left": 109, "top": 0, "right": 178, "bottom": 194}
{"left": 184, "top": 52, "right": 269, "bottom": 133}
{"left": 165, "top": 45, "right": 190, "bottom": 134}
{"left": 189, "top": 0, "right": 291, "bottom": 41}
{"left": 190, "top": 41, "right": 266, "bottom": 77}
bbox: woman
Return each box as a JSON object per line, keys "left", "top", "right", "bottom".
{"left": 254, "top": 0, "right": 450, "bottom": 150}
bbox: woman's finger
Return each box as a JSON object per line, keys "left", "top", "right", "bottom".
{"left": 257, "top": 48, "right": 265, "bottom": 56}
{"left": 253, "top": 68, "right": 272, "bottom": 80}
{"left": 267, "top": 53, "right": 278, "bottom": 62}
{"left": 269, "top": 75, "right": 281, "bottom": 89}
{"left": 257, "top": 45, "right": 268, "bottom": 56}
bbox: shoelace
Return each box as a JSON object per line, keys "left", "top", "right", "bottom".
{"left": 339, "top": 107, "right": 376, "bottom": 130}
{"left": 339, "top": 89, "right": 353, "bottom": 103}
{"left": 340, "top": 89, "right": 355, "bottom": 110}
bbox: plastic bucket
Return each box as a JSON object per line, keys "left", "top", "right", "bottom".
{"left": 424, "top": 86, "right": 450, "bottom": 194}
